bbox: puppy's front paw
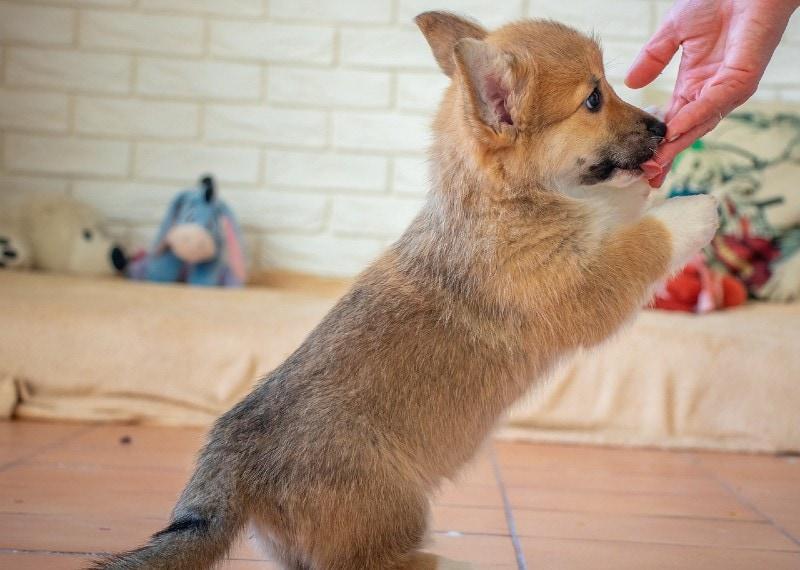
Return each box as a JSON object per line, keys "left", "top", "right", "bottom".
{"left": 648, "top": 195, "right": 719, "bottom": 271}
{"left": 758, "top": 252, "right": 800, "bottom": 302}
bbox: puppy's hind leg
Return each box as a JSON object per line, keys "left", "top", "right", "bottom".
{"left": 302, "top": 481, "right": 431, "bottom": 570}
{"left": 250, "top": 514, "right": 311, "bottom": 570}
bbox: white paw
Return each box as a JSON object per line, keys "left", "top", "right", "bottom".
{"left": 647, "top": 195, "right": 719, "bottom": 271}
{"left": 758, "top": 252, "right": 800, "bottom": 302}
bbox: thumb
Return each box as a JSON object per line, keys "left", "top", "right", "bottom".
{"left": 625, "top": 22, "right": 680, "bottom": 89}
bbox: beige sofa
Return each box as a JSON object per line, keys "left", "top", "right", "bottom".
{"left": 1, "top": 270, "right": 798, "bottom": 453}
{"left": 0, "top": 271, "right": 336, "bottom": 426}
{"left": 503, "top": 301, "right": 800, "bottom": 453}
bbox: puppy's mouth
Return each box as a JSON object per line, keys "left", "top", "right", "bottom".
{"left": 580, "top": 147, "right": 655, "bottom": 186}
{"left": 580, "top": 159, "right": 643, "bottom": 185}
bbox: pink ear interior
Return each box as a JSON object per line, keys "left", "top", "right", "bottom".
{"left": 221, "top": 215, "right": 246, "bottom": 283}
{"left": 484, "top": 73, "right": 512, "bottom": 125}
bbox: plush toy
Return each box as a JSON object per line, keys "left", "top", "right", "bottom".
{"left": 0, "top": 225, "right": 32, "bottom": 270}
{"left": 664, "top": 110, "right": 800, "bottom": 302}
{"left": 19, "top": 198, "right": 127, "bottom": 276}
{"left": 652, "top": 254, "right": 747, "bottom": 313}
{"left": 127, "top": 176, "right": 246, "bottom": 287}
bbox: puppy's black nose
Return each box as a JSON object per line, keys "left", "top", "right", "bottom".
{"left": 645, "top": 117, "right": 667, "bottom": 139}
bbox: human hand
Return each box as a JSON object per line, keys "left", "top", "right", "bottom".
{"left": 626, "top": 0, "right": 798, "bottom": 187}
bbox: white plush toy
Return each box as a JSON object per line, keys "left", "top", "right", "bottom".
{"left": 21, "top": 197, "right": 128, "bottom": 276}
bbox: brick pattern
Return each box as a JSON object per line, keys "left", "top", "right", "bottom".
{"left": 0, "top": 0, "right": 798, "bottom": 276}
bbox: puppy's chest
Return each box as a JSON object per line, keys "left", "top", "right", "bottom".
{"left": 566, "top": 182, "right": 650, "bottom": 231}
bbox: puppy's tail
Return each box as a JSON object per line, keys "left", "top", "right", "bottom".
{"left": 88, "top": 456, "right": 244, "bottom": 570}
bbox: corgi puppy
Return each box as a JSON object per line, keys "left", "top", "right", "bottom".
{"left": 92, "top": 12, "right": 718, "bottom": 570}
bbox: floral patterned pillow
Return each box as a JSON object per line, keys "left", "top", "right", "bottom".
{"left": 664, "top": 109, "right": 800, "bottom": 301}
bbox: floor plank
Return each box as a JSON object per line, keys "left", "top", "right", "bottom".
{"left": 520, "top": 537, "right": 800, "bottom": 570}
{"left": 505, "top": 486, "right": 761, "bottom": 520}
{"left": 511, "top": 510, "right": 798, "bottom": 550}
{"left": 1, "top": 420, "right": 798, "bottom": 569}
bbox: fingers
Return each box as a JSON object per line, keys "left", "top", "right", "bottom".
{"left": 625, "top": 22, "right": 680, "bottom": 89}
{"left": 643, "top": 115, "right": 720, "bottom": 188}
{"left": 647, "top": 167, "right": 671, "bottom": 189}
{"left": 665, "top": 71, "right": 755, "bottom": 140}
{"left": 659, "top": 115, "right": 721, "bottom": 166}
{"left": 666, "top": 98, "right": 726, "bottom": 143}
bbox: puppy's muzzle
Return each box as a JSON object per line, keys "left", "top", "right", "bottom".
{"left": 620, "top": 116, "right": 667, "bottom": 167}
{"left": 580, "top": 116, "right": 667, "bottom": 185}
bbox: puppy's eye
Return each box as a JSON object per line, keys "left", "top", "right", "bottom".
{"left": 83, "top": 229, "right": 93, "bottom": 241}
{"left": 585, "top": 88, "right": 602, "bottom": 112}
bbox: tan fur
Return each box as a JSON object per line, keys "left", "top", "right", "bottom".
{"left": 91, "top": 13, "right": 717, "bottom": 570}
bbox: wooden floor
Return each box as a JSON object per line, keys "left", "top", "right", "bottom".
{"left": 1, "top": 421, "right": 799, "bottom": 569}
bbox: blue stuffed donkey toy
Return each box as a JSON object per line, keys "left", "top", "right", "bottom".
{"left": 128, "top": 176, "right": 246, "bottom": 287}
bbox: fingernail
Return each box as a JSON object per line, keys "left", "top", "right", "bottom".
{"left": 666, "top": 132, "right": 681, "bottom": 143}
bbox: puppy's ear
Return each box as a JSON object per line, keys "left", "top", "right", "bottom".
{"left": 454, "top": 38, "right": 516, "bottom": 135}
{"left": 415, "top": 11, "right": 487, "bottom": 76}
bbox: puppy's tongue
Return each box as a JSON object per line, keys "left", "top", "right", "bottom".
{"left": 640, "top": 160, "right": 662, "bottom": 179}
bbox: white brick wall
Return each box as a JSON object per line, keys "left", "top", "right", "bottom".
{"left": 398, "top": 0, "right": 523, "bottom": 28}
{"left": 332, "top": 111, "right": 430, "bottom": 152}
{"left": 339, "top": 28, "right": 434, "bottom": 69}
{"left": 392, "top": 156, "right": 429, "bottom": 196}
{"left": 1, "top": 0, "right": 798, "bottom": 277}
{"left": 267, "top": 67, "right": 392, "bottom": 108}
{"left": 0, "top": 89, "right": 69, "bottom": 132}
{"left": 265, "top": 150, "right": 387, "bottom": 192}
{"left": 135, "top": 143, "right": 260, "bottom": 183}
{"left": 0, "top": 2, "right": 75, "bottom": 45}
{"left": 531, "top": 0, "right": 651, "bottom": 40}
{"left": 6, "top": 48, "right": 131, "bottom": 93}
{"left": 136, "top": 58, "right": 261, "bottom": 100}
{"left": 331, "top": 196, "right": 423, "bottom": 236}
{"left": 139, "top": 0, "right": 262, "bottom": 16}
{"left": 397, "top": 72, "right": 450, "bottom": 112}
{"left": 79, "top": 11, "right": 205, "bottom": 55}
{"left": 5, "top": 134, "right": 130, "bottom": 176}
{"left": 205, "top": 104, "right": 327, "bottom": 146}
{"left": 75, "top": 97, "right": 199, "bottom": 138}
{"left": 270, "top": 0, "right": 392, "bottom": 24}
{"left": 209, "top": 21, "right": 335, "bottom": 64}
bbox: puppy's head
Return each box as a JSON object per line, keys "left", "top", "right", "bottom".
{"left": 416, "top": 12, "right": 666, "bottom": 190}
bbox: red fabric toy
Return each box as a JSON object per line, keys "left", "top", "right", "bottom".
{"left": 652, "top": 254, "right": 747, "bottom": 313}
